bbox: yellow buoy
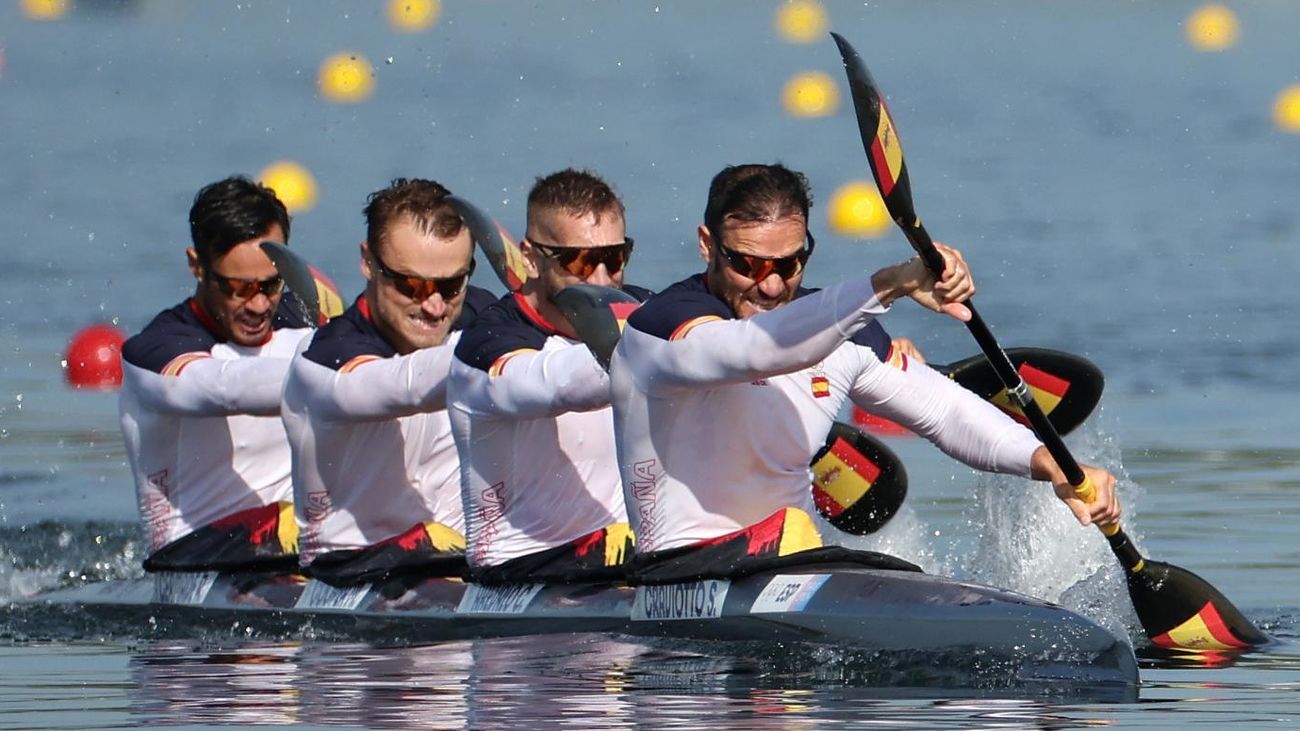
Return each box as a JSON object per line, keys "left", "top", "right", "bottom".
{"left": 388, "top": 0, "right": 441, "bottom": 33}
{"left": 1273, "top": 84, "right": 1300, "bottom": 134}
{"left": 828, "top": 181, "right": 892, "bottom": 239}
{"left": 775, "top": 0, "right": 828, "bottom": 44}
{"left": 259, "top": 161, "right": 319, "bottom": 214}
{"left": 318, "top": 52, "right": 375, "bottom": 104}
{"left": 1185, "top": 4, "right": 1240, "bottom": 52}
{"left": 782, "top": 71, "right": 839, "bottom": 119}
{"left": 21, "top": 0, "right": 70, "bottom": 21}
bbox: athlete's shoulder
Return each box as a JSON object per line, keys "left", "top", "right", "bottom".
{"left": 454, "top": 293, "right": 548, "bottom": 372}
{"left": 794, "top": 285, "right": 892, "bottom": 360}
{"left": 301, "top": 299, "right": 396, "bottom": 371}
{"left": 454, "top": 285, "right": 498, "bottom": 331}
{"left": 121, "top": 300, "right": 218, "bottom": 373}
{"left": 627, "top": 274, "right": 731, "bottom": 341}
{"left": 623, "top": 283, "right": 655, "bottom": 302}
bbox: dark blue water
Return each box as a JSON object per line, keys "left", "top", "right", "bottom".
{"left": 2, "top": 1, "right": 1298, "bottom": 727}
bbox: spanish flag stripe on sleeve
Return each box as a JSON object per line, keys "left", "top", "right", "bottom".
{"left": 161, "top": 352, "right": 209, "bottom": 377}
{"left": 670, "top": 315, "right": 723, "bottom": 341}
{"left": 487, "top": 348, "right": 538, "bottom": 377}
{"left": 339, "top": 354, "right": 381, "bottom": 374}
{"left": 609, "top": 302, "right": 639, "bottom": 334}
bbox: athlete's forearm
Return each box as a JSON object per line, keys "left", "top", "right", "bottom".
{"left": 851, "top": 357, "right": 1040, "bottom": 477}
{"left": 126, "top": 356, "right": 289, "bottom": 417}
{"left": 451, "top": 344, "right": 610, "bottom": 418}
{"left": 627, "top": 278, "right": 889, "bottom": 394}
{"left": 303, "top": 344, "right": 456, "bottom": 422}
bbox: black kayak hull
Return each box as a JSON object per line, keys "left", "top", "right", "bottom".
{"left": 31, "top": 567, "right": 1139, "bottom": 690}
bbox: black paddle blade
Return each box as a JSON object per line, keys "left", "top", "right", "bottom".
{"left": 943, "top": 347, "right": 1105, "bottom": 436}
{"left": 811, "top": 421, "right": 908, "bottom": 536}
{"left": 553, "top": 284, "right": 642, "bottom": 370}
{"left": 260, "top": 241, "right": 320, "bottom": 327}
{"left": 831, "top": 32, "right": 919, "bottom": 230}
{"left": 1127, "top": 560, "right": 1270, "bottom": 649}
{"left": 447, "top": 195, "right": 527, "bottom": 291}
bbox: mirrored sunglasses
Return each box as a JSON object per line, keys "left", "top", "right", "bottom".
{"left": 529, "top": 238, "right": 635, "bottom": 278}
{"left": 206, "top": 270, "right": 285, "bottom": 300}
{"left": 371, "top": 246, "right": 475, "bottom": 301}
{"left": 714, "top": 231, "right": 815, "bottom": 281}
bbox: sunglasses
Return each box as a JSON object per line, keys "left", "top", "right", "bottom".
{"left": 713, "top": 230, "right": 815, "bottom": 281}
{"left": 370, "top": 245, "right": 475, "bottom": 301}
{"left": 205, "top": 269, "right": 285, "bottom": 300}
{"left": 528, "top": 238, "right": 635, "bottom": 278}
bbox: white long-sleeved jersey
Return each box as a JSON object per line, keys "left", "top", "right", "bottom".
{"left": 448, "top": 288, "right": 650, "bottom": 568}
{"left": 119, "top": 299, "right": 312, "bottom": 553}
{"left": 611, "top": 274, "right": 1043, "bottom": 554}
{"left": 282, "top": 290, "right": 495, "bottom": 564}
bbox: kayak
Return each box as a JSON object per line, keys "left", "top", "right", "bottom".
{"left": 30, "top": 566, "right": 1139, "bottom": 691}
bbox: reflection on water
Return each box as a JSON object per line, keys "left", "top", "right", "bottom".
{"left": 119, "top": 636, "right": 1147, "bottom": 730}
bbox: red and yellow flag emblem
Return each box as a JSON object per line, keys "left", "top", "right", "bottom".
{"left": 811, "top": 437, "right": 881, "bottom": 518}
{"left": 990, "top": 363, "right": 1070, "bottom": 425}
{"left": 811, "top": 375, "right": 830, "bottom": 398}
{"left": 870, "top": 101, "right": 905, "bottom": 197}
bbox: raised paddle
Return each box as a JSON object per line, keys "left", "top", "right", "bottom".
{"left": 260, "top": 242, "right": 345, "bottom": 327}
{"left": 554, "top": 282, "right": 909, "bottom": 537}
{"left": 854, "top": 346, "right": 1105, "bottom": 437}
{"left": 831, "top": 31, "right": 1268, "bottom": 649}
{"left": 447, "top": 196, "right": 528, "bottom": 292}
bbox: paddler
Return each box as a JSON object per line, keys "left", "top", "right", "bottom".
{"left": 281, "top": 178, "right": 495, "bottom": 586}
{"left": 120, "top": 176, "right": 313, "bottom": 572}
{"left": 449, "top": 169, "right": 651, "bottom": 583}
{"left": 610, "top": 163, "right": 1122, "bottom": 581}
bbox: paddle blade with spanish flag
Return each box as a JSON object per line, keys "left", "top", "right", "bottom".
{"left": 1129, "top": 560, "right": 1269, "bottom": 650}
{"left": 810, "top": 421, "right": 907, "bottom": 536}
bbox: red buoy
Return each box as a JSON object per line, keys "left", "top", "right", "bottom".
{"left": 65, "top": 323, "right": 126, "bottom": 390}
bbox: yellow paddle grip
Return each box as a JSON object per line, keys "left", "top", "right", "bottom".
{"left": 1073, "top": 475, "right": 1121, "bottom": 536}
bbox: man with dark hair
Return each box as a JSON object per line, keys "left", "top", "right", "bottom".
{"left": 449, "top": 168, "right": 649, "bottom": 584}
{"left": 119, "top": 175, "right": 312, "bottom": 573}
{"left": 282, "top": 178, "right": 495, "bottom": 586}
{"left": 611, "top": 163, "right": 1121, "bottom": 581}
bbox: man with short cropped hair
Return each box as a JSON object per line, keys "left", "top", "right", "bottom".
{"left": 449, "top": 168, "right": 649, "bottom": 584}
{"left": 120, "top": 175, "right": 312, "bottom": 573}
{"left": 282, "top": 178, "right": 495, "bottom": 586}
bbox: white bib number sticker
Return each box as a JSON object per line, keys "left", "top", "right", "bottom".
{"left": 750, "top": 574, "right": 830, "bottom": 614}
{"left": 631, "top": 580, "right": 730, "bottom": 621}
{"left": 457, "top": 584, "right": 545, "bottom": 615}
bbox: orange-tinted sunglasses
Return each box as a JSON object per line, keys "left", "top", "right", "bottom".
{"left": 205, "top": 270, "right": 285, "bottom": 300}
{"left": 528, "top": 239, "right": 635, "bottom": 279}
{"left": 714, "top": 231, "right": 815, "bottom": 281}
{"left": 371, "top": 245, "right": 475, "bottom": 301}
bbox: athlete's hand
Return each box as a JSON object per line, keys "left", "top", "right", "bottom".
{"left": 1031, "top": 447, "right": 1121, "bottom": 527}
{"left": 870, "top": 242, "right": 974, "bottom": 322}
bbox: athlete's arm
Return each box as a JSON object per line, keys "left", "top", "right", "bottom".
{"left": 452, "top": 343, "right": 610, "bottom": 419}
{"left": 848, "top": 351, "right": 1041, "bottom": 477}
{"left": 299, "top": 343, "right": 457, "bottom": 422}
{"left": 124, "top": 355, "right": 290, "bottom": 417}
{"left": 623, "top": 278, "right": 889, "bottom": 395}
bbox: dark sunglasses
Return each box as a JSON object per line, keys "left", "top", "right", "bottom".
{"left": 713, "top": 230, "right": 816, "bottom": 281}
{"left": 205, "top": 270, "right": 285, "bottom": 300}
{"left": 528, "top": 238, "right": 635, "bottom": 278}
{"left": 370, "top": 245, "right": 475, "bottom": 301}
